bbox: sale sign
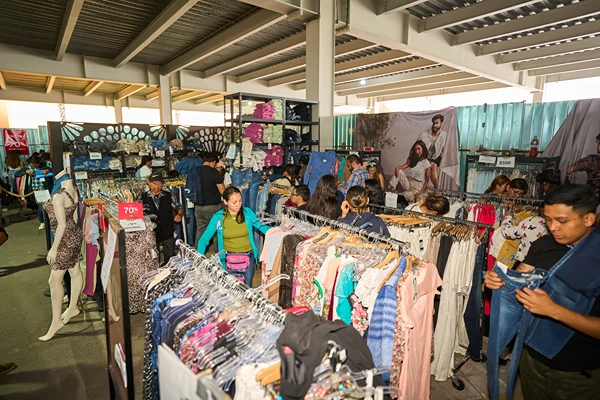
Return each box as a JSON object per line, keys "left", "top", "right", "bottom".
{"left": 118, "top": 202, "right": 145, "bottom": 232}
{"left": 3, "top": 129, "right": 29, "bottom": 155}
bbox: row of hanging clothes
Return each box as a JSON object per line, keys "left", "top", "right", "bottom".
{"left": 260, "top": 207, "right": 440, "bottom": 399}
{"left": 465, "top": 164, "right": 544, "bottom": 199}
{"left": 144, "top": 240, "right": 398, "bottom": 400}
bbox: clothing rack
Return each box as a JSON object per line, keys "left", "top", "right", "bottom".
{"left": 97, "top": 192, "right": 119, "bottom": 216}
{"left": 433, "top": 189, "right": 544, "bottom": 205}
{"left": 282, "top": 206, "right": 408, "bottom": 251}
{"left": 175, "top": 240, "right": 286, "bottom": 325}
{"left": 369, "top": 203, "right": 494, "bottom": 228}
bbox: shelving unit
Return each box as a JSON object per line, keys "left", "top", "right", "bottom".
{"left": 223, "top": 92, "right": 320, "bottom": 165}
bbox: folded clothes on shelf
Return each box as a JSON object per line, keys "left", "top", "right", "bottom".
{"left": 263, "top": 125, "right": 283, "bottom": 144}
{"left": 244, "top": 122, "right": 264, "bottom": 144}
{"left": 264, "top": 145, "right": 284, "bottom": 168}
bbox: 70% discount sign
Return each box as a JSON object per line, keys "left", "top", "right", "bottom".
{"left": 118, "top": 202, "right": 146, "bottom": 232}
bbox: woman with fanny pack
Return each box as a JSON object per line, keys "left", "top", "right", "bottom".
{"left": 196, "top": 186, "right": 271, "bottom": 286}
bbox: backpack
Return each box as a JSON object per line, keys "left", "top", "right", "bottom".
{"left": 304, "top": 151, "right": 337, "bottom": 194}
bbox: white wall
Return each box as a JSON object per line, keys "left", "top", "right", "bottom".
{"left": 543, "top": 76, "right": 600, "bottom": 102}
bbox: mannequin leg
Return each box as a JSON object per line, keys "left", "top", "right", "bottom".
{"left": 61, "top": 263, "right": 83, "bottom": 323}
{"left": 39, "top": 269, "right": 66, "bottom": 341}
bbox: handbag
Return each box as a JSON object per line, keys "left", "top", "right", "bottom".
{"left": 225, "top": 252, "right": 250, "bottom": 275}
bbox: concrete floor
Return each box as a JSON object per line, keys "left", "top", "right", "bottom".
{"left": 0, "top": 203, "right": 523, "bottom": 399}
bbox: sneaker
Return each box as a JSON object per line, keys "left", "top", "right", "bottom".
{"left": 38, "top": 223, "right": 45, "bottom": 230}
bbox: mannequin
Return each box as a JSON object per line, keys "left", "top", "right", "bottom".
{"left": 39, "top": 170, "right": 84, "bottom": 342}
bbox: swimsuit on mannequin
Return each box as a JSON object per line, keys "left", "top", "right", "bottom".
{"left": 39, "top": 170, "right": 84, "bottom": 342}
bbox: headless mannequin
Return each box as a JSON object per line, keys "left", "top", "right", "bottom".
{"left": 39, "top": 171, "right": 83, "bottom": 342}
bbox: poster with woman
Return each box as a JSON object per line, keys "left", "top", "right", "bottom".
{"left": 354, "top": 108, "right": 460, "bottom": 202}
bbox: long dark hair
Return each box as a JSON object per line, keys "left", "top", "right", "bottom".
{"left": 137, "top": 155, "right": 153, "bottom": 171}
{"left": 408, "top": 140, "right": 429, "bottom": 168}
{"left": 6, "top": 150, "right": 22, "bottom": 169}
{"left": 306, "top": 174, "right": 339, "bottom": 219}
{"left": 222, "top": 186, "right": 245, "bottom": 224}
{"left": 365, "top": 179, "right": 384, "bottom": 206}
{"left": 283, "top": 164, "right": 297, "bottom": 186}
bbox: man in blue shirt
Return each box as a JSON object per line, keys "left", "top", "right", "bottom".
{"left": 339, "top": 155, "right": 370, "bottom": 197}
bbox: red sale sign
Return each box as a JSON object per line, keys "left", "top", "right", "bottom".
{"left": 3, "top": 129, "right": 29, "bottom": 155}
{"left": 118, "top": 202, "right": 144, "bottom": 220}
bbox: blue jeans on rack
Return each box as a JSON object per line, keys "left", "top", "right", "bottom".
{"left": 464, "top": 237, "right": 487, "bottom": 360}
{"left": 488, "top": 263, "right": 548, "bottom": 400}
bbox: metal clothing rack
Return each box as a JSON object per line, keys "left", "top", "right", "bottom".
{"left": 175, "top": 240, "right": 286, "bottom": 325}
{"left": 369, "top": 204, "right": 494, "bottom": 228}
{"left": 433, "top": 189, "right": 544, "bottom": 205}
{"left": 282, "top": 206, "right": 408, "bottom": 251}
{"left": 98, "top": 193, "right": 119, "bottom": 215}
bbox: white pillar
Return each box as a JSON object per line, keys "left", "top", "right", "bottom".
{"left": 158, "top": 74, "right": 173, "bottom": 124}
{"left": 113, "top": 99, "right": 123, "bottom": 123}
{"left": 532, "top": 76, "right": 546, "bottom": 103}
{"left": 305, "top": 1, "right": 335, "bottom": 150}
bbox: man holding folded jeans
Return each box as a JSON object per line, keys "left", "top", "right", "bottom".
{"left": 485, "top": 184, "right": 600, "bottom": 399}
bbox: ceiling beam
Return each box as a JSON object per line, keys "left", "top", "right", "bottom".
{"left": 171, "top": 90, "right": 207, "bottom": 103}
{"left": 115, "top": 84, "right": 146, "bottom": 100}
{"left": 517, "top": 48, "right": 600, "bottom": 71}
{"left": 146, "top": 87, "right": 176, "bottom": 101}
{"left": 376, "top": 0, "right": 429, "bottom": 15}
{"left": 334, "top": 39, "right": 379, "bottom": 57}
{"left": 160, "top": 9, "right": 286, "bottom": 75}
{"left": 453, "top": 1, "right": 600, "bottom": 46}
{"left": 377, "top": 82, "right": 507, "bottom": 101}
{"left": 55, "top": 0, "right": 85, "bottom": 61}
{"left": 480, "top": 20, "right": 600, "bottom": 56}
{"left": 499, "top": 36, "right": 600, "bottom": 64}
{"left": 528, "top": 59, "right": 600, "bottom": 77}
{"left": 45, "top": 76, "right": 56, "bottom": 94}
{"left": 546, "top": 67, "right": 600, "bottom": 83}
{"left": 203, "top": 32, "right": 306, "bottom": 77}
{"left": 421, "top": 0, "right": 537, "bottom": 32}
{"left": 114, "top": 0, "right": 199, "bottom": 68}
{"left": 83, "top": 80, "right": 103, "bottom": 96}
{"left": 339, "top": 71, "right": 474, "bottom": 96}
{"left": 0, "top": 72, "right": 6, "bottom": 90}
{"left": 195, "top": 93, "right": 223, "bottom": 104}
{"left": 236, "top": 0, "right": 318, "bottom": 21}
{"left": 358, "top": 77, "right": 490, "bottom": 98}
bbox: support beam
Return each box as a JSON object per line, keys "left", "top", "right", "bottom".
{"left": 546, "top": 67, "right": 600, "bottom": 82}
{"left": 83, "top": 80, "right": 103, "bottom": 96}
{"left": 115, "top": 84, "right": 146, "bottom": 100}
{"left": 499, "top": 36, "right": 600, "bottom": 64}
{"left": 480, "top": 20, "right": 600, "bottom": 56}
{"left": 45, "top": 76, "right": 56, "bottom": 94}
{"left": 422, "top": 0, "right": 537, "bottom": 32}
{"left": 56, "top": 0, "right": 84, "bottom": 61}
{"left": 517, "top": 48, "right": 600, "bottom": 71}
{"left": 236, "top": 0, "right": 319, "bottom": 21}
{"left": 339, "top": 71, "right": 475, "bottom": 96}
{"left": 160, "top": 9, "right": 286, "bottom": 75}
{"left": 377, "top": 0, "right": 429, "bottom": 15}
{"left": 203, "top": 32, "right": 306, "bottom": 77}
{"left": 114, "top": 0, "right": 199, "bottom": 67}
{"left": 146, "top": 87, "right": 176, "bottom": 100}
{"left": 528, "top": 59, "right": 600, "bottom": 77}
{"left": 0, "top": 72, "right": 6, "bottom": 90}
{"left": 377, "top": 82, "right": 506, "bottom": 101}
{"left": 357, "top": 77, "right": 490, "bottom": 98}
{"left": 171, "top": 90, "right": 207, "bottom": 103}
{"left": 114, "top": 99, "right": 123, "bottom": 123}
{"left": 453, "top": 1, "right": 600, "bottom": 46}
{"left": 195, "top": 93, "right": 223, "bottom": 104}
{"left": 158, "top": 75, "right": 172, "bottom": 124}
{"left": 333, "top": 39, "right": 378, "bottom": 57}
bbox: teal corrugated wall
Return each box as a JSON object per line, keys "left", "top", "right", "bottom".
{"left": 333, "top": 114, "right": 356, "bottom": 149}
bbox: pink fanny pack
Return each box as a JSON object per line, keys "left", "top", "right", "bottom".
{"left": 225, "top": 252, "right": 250, "bottom": 273}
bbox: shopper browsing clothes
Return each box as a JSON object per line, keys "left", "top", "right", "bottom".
{"left": 405, "top": 193, "right": 450, "bottom": 216}
{"left": 136, "top": 155, "right": 153, "bottom": 179}
{"left": 306, "top": 174, "right": 342, "bottom": 219}
{"left": 194, "top": 152, "right": 225, "bottom": 245}
{"left": 567, "top": 133, "right": 600, "bottom": 197}
{"left": 339, "top": 186, "right": 390, "bottom": 237}
{"left": 141, "top": 173, "right": 183, "bottom": 264}
{"left": 25, "top": 155, "right": 52, "bottom": 230}
{"left": 290, "top": 184, "right": 310, "bottom": 211}
{"left": 485, "top": 185, "right": 600, "bottom": 400}
{"left": 536, "top": 169, "right": 562, "bottom": 195}
{"left": 485, "top": 175, "right": 510, "bottom": 196}
{"left": 339, "top": 155, "right": 370, "bottom": 197}
{"left": 196, "top": 186, "right": 271, "bottom": 286}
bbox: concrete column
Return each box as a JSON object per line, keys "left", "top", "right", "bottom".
{"left": 305, "top": 0, "right": 335, "bottom": 150}
{"left": 113, "top": 99, "right": 123, "bottom": 123}
{"left": 532, "top": 76, "right": 546, "bottom": 103}
{"left": 158, "top": 74, "right": 173, "bottom": 124}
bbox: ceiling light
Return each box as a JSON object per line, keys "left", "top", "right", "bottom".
{"left": 247, "top": 100, "right": 253, "bottom": 106}
{"left": 360, "top": 79, "right": 366, "bottom": 85}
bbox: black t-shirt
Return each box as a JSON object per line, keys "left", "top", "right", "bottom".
{"left": 200, "top": 165, "right": 224, "bottom": 206}
{"left": 523, "top": 234, "right": 600, "bottom": 371}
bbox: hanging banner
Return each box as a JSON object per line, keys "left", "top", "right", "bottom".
{"left": 355, "top": 108, "right": 460, "bottom": 203}
{"left": 3, "top": 129, "right": 29, "bottom": 155}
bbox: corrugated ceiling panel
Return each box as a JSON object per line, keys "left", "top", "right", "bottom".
{"left": 95, "top": 82, "right": 130, "bottom": 93}
{"left": 227, "top": 47, "right": 307, "bottom": 76}
{"left": 0, "top": 0, "right": 68, "bottom": 51}
{"left": 335, "top": 46, "right": 391, "bottom": 63}
{"left": 53, "top": 78, "right": 90, "bottom": 91}
{"left": 2, "top": 71, "right": 47, "bottom": 87}
{"left": 131, "top": 0, "right": 256, "bottom": 66}
{"left": 137, "top": 87, "right": 158, "bottom": 96}
{"left": 67, "top": 0, "right": 173, "bottom": 59}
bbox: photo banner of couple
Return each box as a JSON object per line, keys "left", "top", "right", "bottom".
{"left": 3, "top": 129, "right": 29, "bottom": 156}
{"left": 354, "top": 108, "right": 460, "bottom": 202}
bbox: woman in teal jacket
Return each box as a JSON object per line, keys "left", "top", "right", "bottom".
{"left": 196, "top": 186, "right": 270, "bottom": 286}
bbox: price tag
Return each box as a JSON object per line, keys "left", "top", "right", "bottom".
{"left": 478, "top": 155, "right": 496, "bottom": 164}
{"left": 385, "top": 192, "right": 398, "bottom": 208}
{"left": 118, "top": 202, "right": 144, "bottom": 220}
{"left": 139, "top": 152, "right": 149, "bottom": 156}
{"left": 120, "top": 219, "right": 146, "bottom": 232}
{"left": 186, "top": 199, "right": 194, "bottom": 209}
{"left": 155, "top": 150, "right": 165, "bottom": 157}
{"left": 89, "top": 152, "right": 102, "bottom": 160}
{"left": 74, "top": 171, "right": 88, "bottom": 180}
{"left": 101, "top": 225, "right": 117, "bottom": 292}
{"left": 34, "top": 190, "right": 51, "bottom": 204}
{"left": 496, "top": 157, "right": 516, "bottom": 168}
{"left": 268, "top": 143, "right": 272, "bottom": 150}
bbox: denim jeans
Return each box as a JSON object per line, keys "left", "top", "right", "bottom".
{"left": 226, "top": 250, "right": 255, "bottom": 287}
{"left": 463, "top": 237, "right": 487, "bottom": 360}
{"left": 488, "top": 263, "right": 548, "bottom": 400}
